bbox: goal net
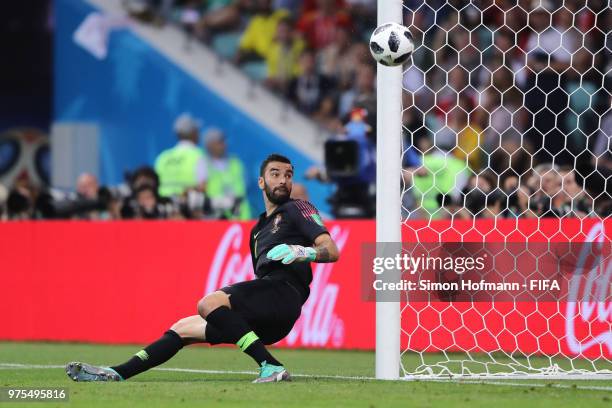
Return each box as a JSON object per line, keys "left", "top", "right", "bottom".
{"left": 384, "top": 0, "right": 612, "bottom": 379}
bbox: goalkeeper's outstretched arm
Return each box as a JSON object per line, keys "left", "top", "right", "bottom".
{"left": 312, "top": 233, "right": 339, "bottom": 263}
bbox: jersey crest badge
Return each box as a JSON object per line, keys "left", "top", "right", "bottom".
{"left": 271, "top": 214, "right": 282, "bottom": 234}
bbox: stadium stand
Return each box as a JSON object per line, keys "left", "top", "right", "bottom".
{"left": 0, "top": 0, "right": 609, "bottom": 220}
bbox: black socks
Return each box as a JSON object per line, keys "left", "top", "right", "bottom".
{"left": 205, "top": 306, "right": 282, "bottom": 367}
{"left": 110, "top": 306, "right": 282, "bottom": 381}
{"left": 111, "top": 330, "right": 184, "bottom": 379}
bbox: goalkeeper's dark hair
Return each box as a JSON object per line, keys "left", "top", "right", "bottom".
{"left": 260, "top": 154, "right": 293, "bottom": 177}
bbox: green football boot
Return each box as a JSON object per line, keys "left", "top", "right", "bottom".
{"left": 65, "top": 362, "right": 123, "bottom": 382}
{"left": 252, "top": 361, "right": 291, "bottom": 383}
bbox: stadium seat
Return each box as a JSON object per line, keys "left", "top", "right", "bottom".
{"left": 241, "top": 61, "right": 268, "bottom": 81}
{"left": 211, "top": 32, "right": 242, "bottom": 60}
{"left": 566, "top": 82, "right": 597, "bottom": 122}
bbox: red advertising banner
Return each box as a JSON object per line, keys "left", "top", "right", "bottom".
{"left": 0, "top": 219, "right": 610, "bottom": 359}
{"left": 0, "top": 220, "right": 374, "bottom": 349}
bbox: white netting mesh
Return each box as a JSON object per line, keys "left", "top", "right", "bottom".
{"left": 398, "top": 0, "right": 611, "bottom": 379}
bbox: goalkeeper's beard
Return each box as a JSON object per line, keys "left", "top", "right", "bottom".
{"left": 264, "top": 182, "right": 290, "bottom": 206}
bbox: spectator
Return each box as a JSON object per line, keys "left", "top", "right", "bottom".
{"left": 120, "top": 166, "right": 179, "bottom": 219}
{"left": 522, "top": 163, "right": 572, "bottom": 218}
{"left": 132, "top": 184, "right": 177, "bottom": 219}
{"left": 437, "top": 193, "right": 466, "bottom": 220}
{"left": 480, "top": 85, "right": 527, "bottom": 153}
{"left": 482, "top": 189, "right": 506, "bottom": 219}
{"left": 296, "top": 0, "right": 352, "bottom": 50}
{"left": 489, "top": 136, "right": 532, "bottom": 184}
{"left": 235, "top": 0, "right": 289, "bottom": 64}
{"left": 273, "top": 0, "right": 301, "bottom": 16}
{"left": 435, "top": 65, "right": 471, "bottom": 118}
{"left": 403, "top": 136, "right": 469, "bottom": 219}
{"left": 76, "top": 173, "right": 99, "bottom": 201}
{"left": 264, "top": 16, "right": 305, "bottom": 93}
{"left": 464, "top": 172, "right": 496, "bottom": 195}
{"left": 448, "top": 94, "right": 484, "bottom": 171}
{"left": 521, "top": 0, "right": 580, "bottom": 165}
{"left": 6, "top": 180, "right": 37, "bottom": 220}
{"left": 287, "top": 49, "right": 334, "bottom": 114}
{"left": 75, "top": 173, "right": 109, "bottom": 220}
{"left": 155, "top": 113, "right": 207, "bottom": 198}
{"left": 134, "top": 185, "right": 159, "bottom": 219}
{"left": 195, "top": 0, "right": 247, "bottom": 42}
{"left": 317, "top": 25, "right": 354, "bottom": 85}
{"left": 312, "top": 95, "right": 343, "bottom": 133}
{"left": 0, "top": 183, "right": 7, "bottom": 220}
{"left": 557, "top": 167, "right": 591, "bottom": 217}
{"left": 338, "top": 62, "right": 375, "bottom": 118}
{"left": 344, "top": 0, "right": 375, "bottom": 38}
{"left": 202, "top": 128, "right": 251, "bottom": 220}
{"left": 501, "top": 175, "right": 532, "bottom": 217}
{"left": 591, "top": 165, "right": 612, "bottom": 217}
{"left": 301, "top": 0, "right": 344, "bottom": 13}
{"left": 290, "top": 182, "right": 310, "bottom": 201}
{"left": 555, "top": 5, "right": 598, "bottom": 158}
{"left": 402, "top": 106, "right": 428, "bottom": 169}
{"left": 592, "top": 100, "right": 612, "bottom": 168}
{"left": 7, "top": 189, "right": 33, "bottom": 220}
{"left": 179, "top": 0, "right": 201, "bottom": 48}
{"left": 130, "top": 166, "right": 161, "bottom": 192}
{"left": 123, "top": 0, "right": 174, "bottom": 24}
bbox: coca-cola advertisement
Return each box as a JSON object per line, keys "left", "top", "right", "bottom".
{"left": 0, "top": 219, "right": 609, "bottom": 359}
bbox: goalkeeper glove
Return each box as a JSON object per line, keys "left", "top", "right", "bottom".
{"left": 266, "top": 244, "right": 317, "bottom": 264}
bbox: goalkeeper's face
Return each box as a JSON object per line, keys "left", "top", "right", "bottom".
{"left": 260, "top": 162, "right": 293, "bottom": 206}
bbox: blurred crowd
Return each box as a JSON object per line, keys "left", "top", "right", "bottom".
{"left": 0, "top": 113, "right": 315, "bottom": 221}
{"left": 400, "top": 0, "right": 611, "bottom": 220}
{"left": 124, "top": 0, "right": 378, "bottom": 133}
{"left": 0, "top": 0, "right": 610, "bottom": 221}
{"left": 122, "top": 0, "right": 610, "bottom": 220}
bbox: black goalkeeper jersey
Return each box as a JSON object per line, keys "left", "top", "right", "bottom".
{"left": 249, "top": 199, "right": 328, "bottom": 301}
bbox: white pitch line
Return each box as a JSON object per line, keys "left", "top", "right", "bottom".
{"left": 0, "top": 363, "right": 65, "bottom": 369}
{"left": 2, "top": 363, "right": 612, "bottom": 392}
{"left": 155, "top": 367, "right": 375, "bottom": 381}
{"left": 0, "top": 363, "right": 373, "bottom": 381}
{"left": 428, "top": 379, "right": 612, "bottom": 392}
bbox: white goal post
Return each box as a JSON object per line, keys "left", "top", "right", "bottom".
{"left": 375, "top": 0, "right": 403, "bottom": 380}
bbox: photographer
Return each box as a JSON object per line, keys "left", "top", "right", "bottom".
{"left": 119, "top": 166, "right": 179, "bottom": 220}
{"left": 36, "top": 173, "right": 117, "bottom": 220}
{"left": 75, "top": 173, "right": 112, "bottom": 220}
{"left": 7, "top": 184, "right": 36, "bottom": 220}
{"left": 0, "top": 183, "right": 7, "bottom": 221}
{"left": 131, "top": 185, "right": 176, "bottom": 219}
{"left": 306, "top": 108, "right": 376, "bottom": 218}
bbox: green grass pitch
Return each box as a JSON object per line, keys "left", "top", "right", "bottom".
{"left": 1, "top": 342, "right": 611, "bottom": 407}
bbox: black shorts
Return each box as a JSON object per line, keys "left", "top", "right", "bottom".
{"left": 205, "top": 278, "right": 303, "bottom": 345}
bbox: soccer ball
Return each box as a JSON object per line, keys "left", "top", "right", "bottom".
{"left": 369, "top": 22, "right": 414, "bottom": 66}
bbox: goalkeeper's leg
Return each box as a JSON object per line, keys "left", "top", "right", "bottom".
{"left": 66, "top": 315, "right": 207, "bottom": 381}
{"left": 197, "top": 279, "right": 301, "bottom": 383}
{"left": 198, "top": 291, "right": 283, "bottom": 367}
{"left": 66, "top": 280, "right": 295, "bottom": 383}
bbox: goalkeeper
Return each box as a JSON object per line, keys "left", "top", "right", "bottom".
{"left": 65, "top": 154, "right": 339, "bottom": 383}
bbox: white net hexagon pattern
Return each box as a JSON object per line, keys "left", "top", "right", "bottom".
{"left": 398, "top": 0, "right": 611, "bottom": 379}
